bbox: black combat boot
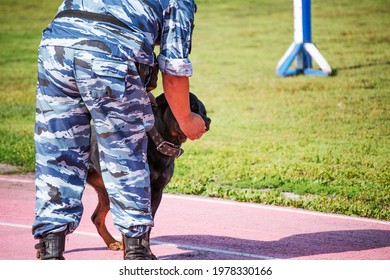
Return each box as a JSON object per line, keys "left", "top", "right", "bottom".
{"left": 35, "top": 231, "right": 66, "bottom": 260}
{"left": 122, "top": 233, "right": 156, "bottom": 260}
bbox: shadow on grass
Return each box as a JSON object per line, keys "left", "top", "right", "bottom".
{"left": 332, "top": 60, "right": 390, "bottom": 75}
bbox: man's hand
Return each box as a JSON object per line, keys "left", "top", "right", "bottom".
{"left": 176, "top": 112, "right": 206, "bottom": 140}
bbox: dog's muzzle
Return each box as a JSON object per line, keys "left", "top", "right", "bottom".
{"left": 201, "top": 115, "right": 211, "bottom": 131}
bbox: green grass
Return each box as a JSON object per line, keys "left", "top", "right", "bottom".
{"left": 0, "top": 0, "right": 389, "bottom": 220}
{"left": 0, "top": 0, "right": 61, "bottom": 170}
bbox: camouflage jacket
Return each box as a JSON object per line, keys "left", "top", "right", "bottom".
{"left": 40, "top": 0, "right": 196, "bottom": 76}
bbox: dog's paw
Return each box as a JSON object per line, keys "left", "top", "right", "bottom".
{"left": 108, "top": 241, "right": 123, "bottom": 251}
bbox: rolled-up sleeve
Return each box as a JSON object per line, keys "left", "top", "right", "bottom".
{"left": 158, "top": 0, "right": 196, "bottom": 77}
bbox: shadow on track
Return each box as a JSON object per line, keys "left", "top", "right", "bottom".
{"left": 153, "top": 229, "right": 390, "bottom": 260}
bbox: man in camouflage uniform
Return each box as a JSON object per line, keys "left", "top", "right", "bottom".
{"left": 33, "top": 0, "right": 206, "bottom": 260}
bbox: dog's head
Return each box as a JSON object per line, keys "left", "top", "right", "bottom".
{"left": 154, "top": 92, "right": 211, "bottom": 144}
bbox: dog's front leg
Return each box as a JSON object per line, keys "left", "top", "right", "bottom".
{"left": 151, "top": 186, "right": 164, "bottom": 218}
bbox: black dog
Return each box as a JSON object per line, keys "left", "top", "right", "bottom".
{"left": 86, "top": 92, "right": 211, "bottom": 252}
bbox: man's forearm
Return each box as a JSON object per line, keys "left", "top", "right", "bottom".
{"left": 161, "top": 73, "right": 206, "bottom": 140}
{"left": 162, "top": 73, "right": 191, "bottom": 122}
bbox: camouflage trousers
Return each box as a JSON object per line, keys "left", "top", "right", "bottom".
{"left": 33, "top": 45, "right": 155, "bottom": 239}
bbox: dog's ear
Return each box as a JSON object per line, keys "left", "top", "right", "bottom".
{"left": 156, "top": 93, "right": 168, "bottom": 106}
{"left": 157, "top": 92, "right": 196, "bottom": 106}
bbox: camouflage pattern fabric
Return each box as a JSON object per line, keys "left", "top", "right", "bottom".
{"left": 41, "top": 0, "right": 196, "bottom": 75}
{"left": 33, "top": 0, "right": 196, "bottom": 239}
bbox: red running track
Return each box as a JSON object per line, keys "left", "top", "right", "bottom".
{"left": 0, "top": 175, "right": 389, "bottom": 260}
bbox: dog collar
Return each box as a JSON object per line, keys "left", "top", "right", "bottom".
{"left": 148, "top": 126, "right": 184, "bottom": 158}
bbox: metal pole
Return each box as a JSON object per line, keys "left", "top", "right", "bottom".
{"left": 276, "top": 0, "right": 332, "bottom": 77}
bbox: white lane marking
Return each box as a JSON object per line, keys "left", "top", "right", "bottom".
{"left": 1, "top": 176, "right": 389, "bottom": 226}
{"left": 0, "top": 221, "right": 276, "bottom": 260}
{"left": 0, "top": 177, "right": 34, "bottom": 184}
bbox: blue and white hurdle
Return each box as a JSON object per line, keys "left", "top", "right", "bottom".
{"left": 276, "top": 0, "right": 332, "bottom": 77}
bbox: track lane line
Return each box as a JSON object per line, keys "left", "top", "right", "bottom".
{"left": 0, "top": 177, "right": 34, "bottom": 184}
{"left": 2, "top": 176, "right": 388, "bottom": 226}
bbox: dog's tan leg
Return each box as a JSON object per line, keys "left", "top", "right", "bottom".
{"left": 87, "top": 168, "right": 123, "bottom": 251}
{"left": 145, "top": 229, "right": 157, "bottom": 260}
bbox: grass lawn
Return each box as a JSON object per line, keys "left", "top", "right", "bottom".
{"left": 0, "top": 0, "right": 389, "bottom": 220}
